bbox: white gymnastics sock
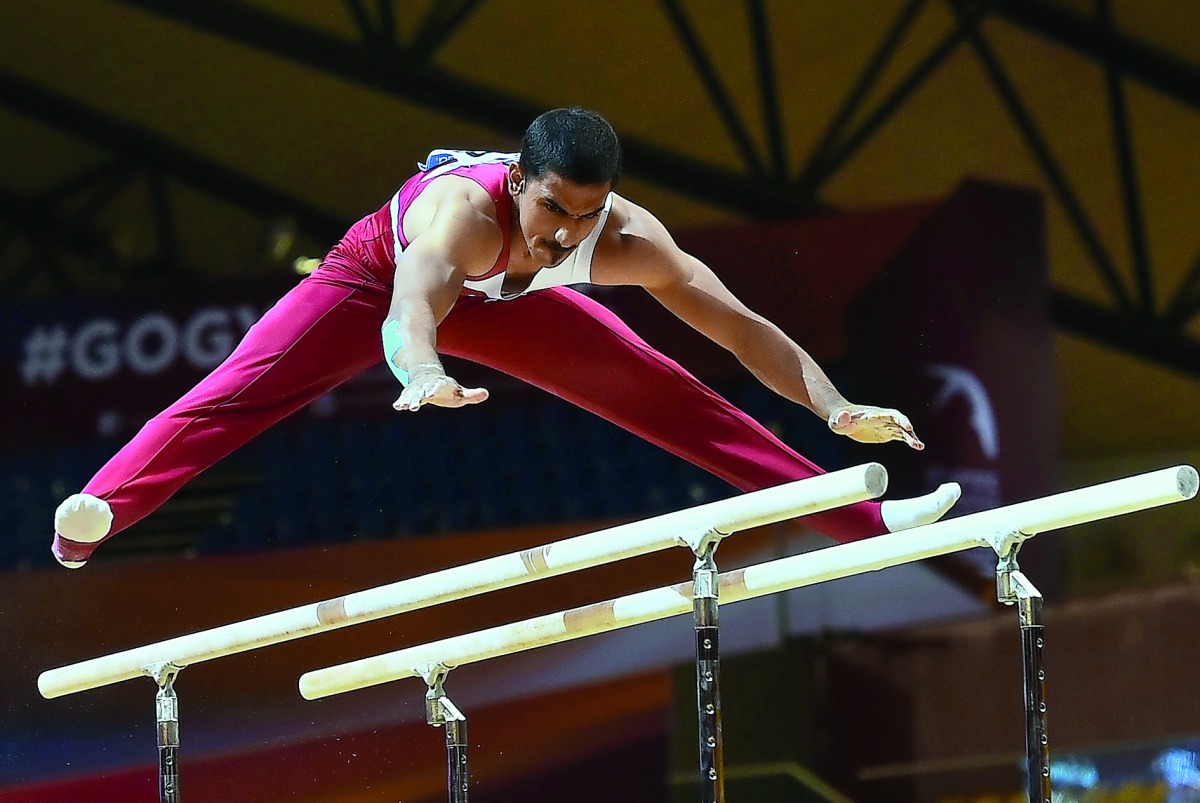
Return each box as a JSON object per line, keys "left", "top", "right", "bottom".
{"left": 881, "top": 482, "right": 962, "bottom": 532}
{"left": 53, "top": 493, "right": 113, "bottom": 568}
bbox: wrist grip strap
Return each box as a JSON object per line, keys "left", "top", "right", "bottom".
{"left": 381, "top": 320, "right": 410, "bottom": 386}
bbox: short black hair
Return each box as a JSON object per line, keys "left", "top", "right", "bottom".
{"left": 519, "top": 107, "right": 622, "bottom": 187}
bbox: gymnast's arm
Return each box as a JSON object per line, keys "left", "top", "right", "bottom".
{"left": 382, "top": 188, "right": 497, "bottom": 411}
{"left": 596, "top": 201, "right": 923, "bottom": 449}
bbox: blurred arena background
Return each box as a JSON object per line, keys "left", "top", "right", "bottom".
{"left": 1, "top": 2, "right": 1199, "bottom": 801}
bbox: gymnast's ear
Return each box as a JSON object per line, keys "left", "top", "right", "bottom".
{"left": 507, "top": 164, "right": 525, "bottom": 197}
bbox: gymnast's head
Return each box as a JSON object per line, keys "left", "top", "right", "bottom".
{"left": 508, "top": 108, "right": 622, "bottom": 268}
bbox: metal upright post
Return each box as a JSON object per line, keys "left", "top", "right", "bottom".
{"left": 689, "top": 529, "right": 726, "bottom": 803}
{"left": 993, "top": 533, "right": 1051, "bottom": 803}
{"left": 149, "top": 662, "right": 183, "bottom": 803}
{"left": 424, "top": 668, "right": 469, "bottom": 803}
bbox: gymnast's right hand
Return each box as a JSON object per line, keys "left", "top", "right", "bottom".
{"left": 392, "top": 367, "right": 489, "bottom": 412}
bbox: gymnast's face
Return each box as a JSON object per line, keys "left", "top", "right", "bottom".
{"left": 509, "top": 166, "right": 609, "bottom": 268}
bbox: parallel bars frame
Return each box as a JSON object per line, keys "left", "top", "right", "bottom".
{"left": 300, "top": 465, "right": 1198, "bottom": 696}
{"left": 299, "top": 464, "right": 1196, "bottom": 802}
{"left": 39, "top": 464, "right": 886, "bottom": 700}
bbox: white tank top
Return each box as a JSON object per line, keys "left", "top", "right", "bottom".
{"left": 400, "top": 149, "right": 614, "bottom": 301}
{"left": 462, "top": 191, "right": 614, "bottom": 301}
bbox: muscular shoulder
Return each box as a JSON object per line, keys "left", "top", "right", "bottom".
{"left": 591, "top": 194, "right": 689, "bottom": 288}
{"left": 402, "top": 174, "right": 504, "bottom": 273}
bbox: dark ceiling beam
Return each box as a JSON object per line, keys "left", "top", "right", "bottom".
{"left": 1097, "top": 0, "right": 1153, "bottom": 316}
{"left": 994, "top": 0, "right": 1200, "bottom": 111}
{"left": 376, "top": 1, "right": 397, "bottom": 48}
{"left": 659, "top": 0, "right": 766, "bottom": 179}
{"left": 31, "top": 159, "right": 128, "bottom": 212}
{"left": 0, "top": 184, "right": 115, "bottom": 293}
{"left": 950, "top": 0, "right": 1135, "bottom": 316}
{"left": 1164, "top": 253, "right": 1200, "bottom": 331}
{"left": 343, "top": 0, "right": 377, "bottom": 43}
{"left": 0, "top": 68, "right": 347, "bottom": 242}
{"left": 802, "top": 22, "right": 967, "bottom": 196}
{"left": 1051, "top": 290, "right": 1200, "bottom": 379}
{"left": 0, "top": 185, "right": 115, "bottom": 257}
{"left": 112, "top": 0, "right": 804, "bottom": 215}
{"left": 797, "top": 0, "right": 928, "bottom": 189}
{"left": 146, "top": 170, "right": 182, "bottom": 273}
{"left": 409, "top": 0, "right": 483, "bottom": 65}
{"left": 747, "top": 0, "right": 787, "bottom": 180}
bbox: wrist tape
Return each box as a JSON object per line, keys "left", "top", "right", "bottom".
{"left": 381, "top": 320, "right": 412, "bottom": 386}
{"left": 382, "top": 321, "right": 444, "bottom": 387}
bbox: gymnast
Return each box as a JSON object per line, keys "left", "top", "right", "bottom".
{"left": 52, "top": 107, "right": 959, "bottom": 568}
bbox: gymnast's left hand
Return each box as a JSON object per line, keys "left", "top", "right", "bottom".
{"left": 393, "top": 369, "right": 489, "bottom": 412}
{"left": 827, "top": 404, "right": 924, "bottom": 450}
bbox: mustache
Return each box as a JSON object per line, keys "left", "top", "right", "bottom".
{"left": 539, "top": 239, "right": 574, "bottom": 255}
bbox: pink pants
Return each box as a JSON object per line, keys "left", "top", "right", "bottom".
{"left": 57, "top": 257, "right": 884, "bottom": 562}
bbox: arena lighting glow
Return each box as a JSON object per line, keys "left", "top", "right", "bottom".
{"left": 1156, "top": 748, "right": 1200, "bottom": 789}
{"left": 1050, "top": 758, "right": 1100, "bottom": 789}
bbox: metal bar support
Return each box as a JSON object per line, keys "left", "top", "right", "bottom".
{"left": 424, "top": 667, "right": 469, "bottom": 803}
{"left": 691, "top": 529, "right": 726, "bottom": 803}
{"left": 148, "top": 662, "right": 183, "bottom": 803}
{"left": 991, "top": 533, "right": 1051, "bottom": 803}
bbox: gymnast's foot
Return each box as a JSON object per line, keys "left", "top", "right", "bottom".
{"left": 51, "top": 493, "right": 112, "bottom": 569}
{"left": 881, "top": 482, "right": 961, "bottom": 532}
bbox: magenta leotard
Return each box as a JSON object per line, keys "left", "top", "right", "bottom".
{"left": 53, "top": 151, "right": 885, "bottom": 564}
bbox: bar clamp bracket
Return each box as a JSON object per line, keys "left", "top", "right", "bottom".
{"left": 676, "top": 526, "right": 725, "bottom": 568}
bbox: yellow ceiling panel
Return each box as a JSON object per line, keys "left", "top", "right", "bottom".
{"left": 1056, "top": 329, "right": 1200, "bottom": 455}
{"left": 244, "top": 0, "right": 364, "bottom": 42}
{"left": 0, "top": 109, "right": 106, "bottom": 192}
{"left": 1114, "top": 0, "right": 1200, "bottom": 70}
{"left": 0, "top": 0, "right": 1196, "bottom": 463}
{"left": 433, "top": 0, "right": 749, "bottom": 172}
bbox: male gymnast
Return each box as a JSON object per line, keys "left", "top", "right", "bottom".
{"left": 52, "top": 107, "right": 959, "bottom": 568}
